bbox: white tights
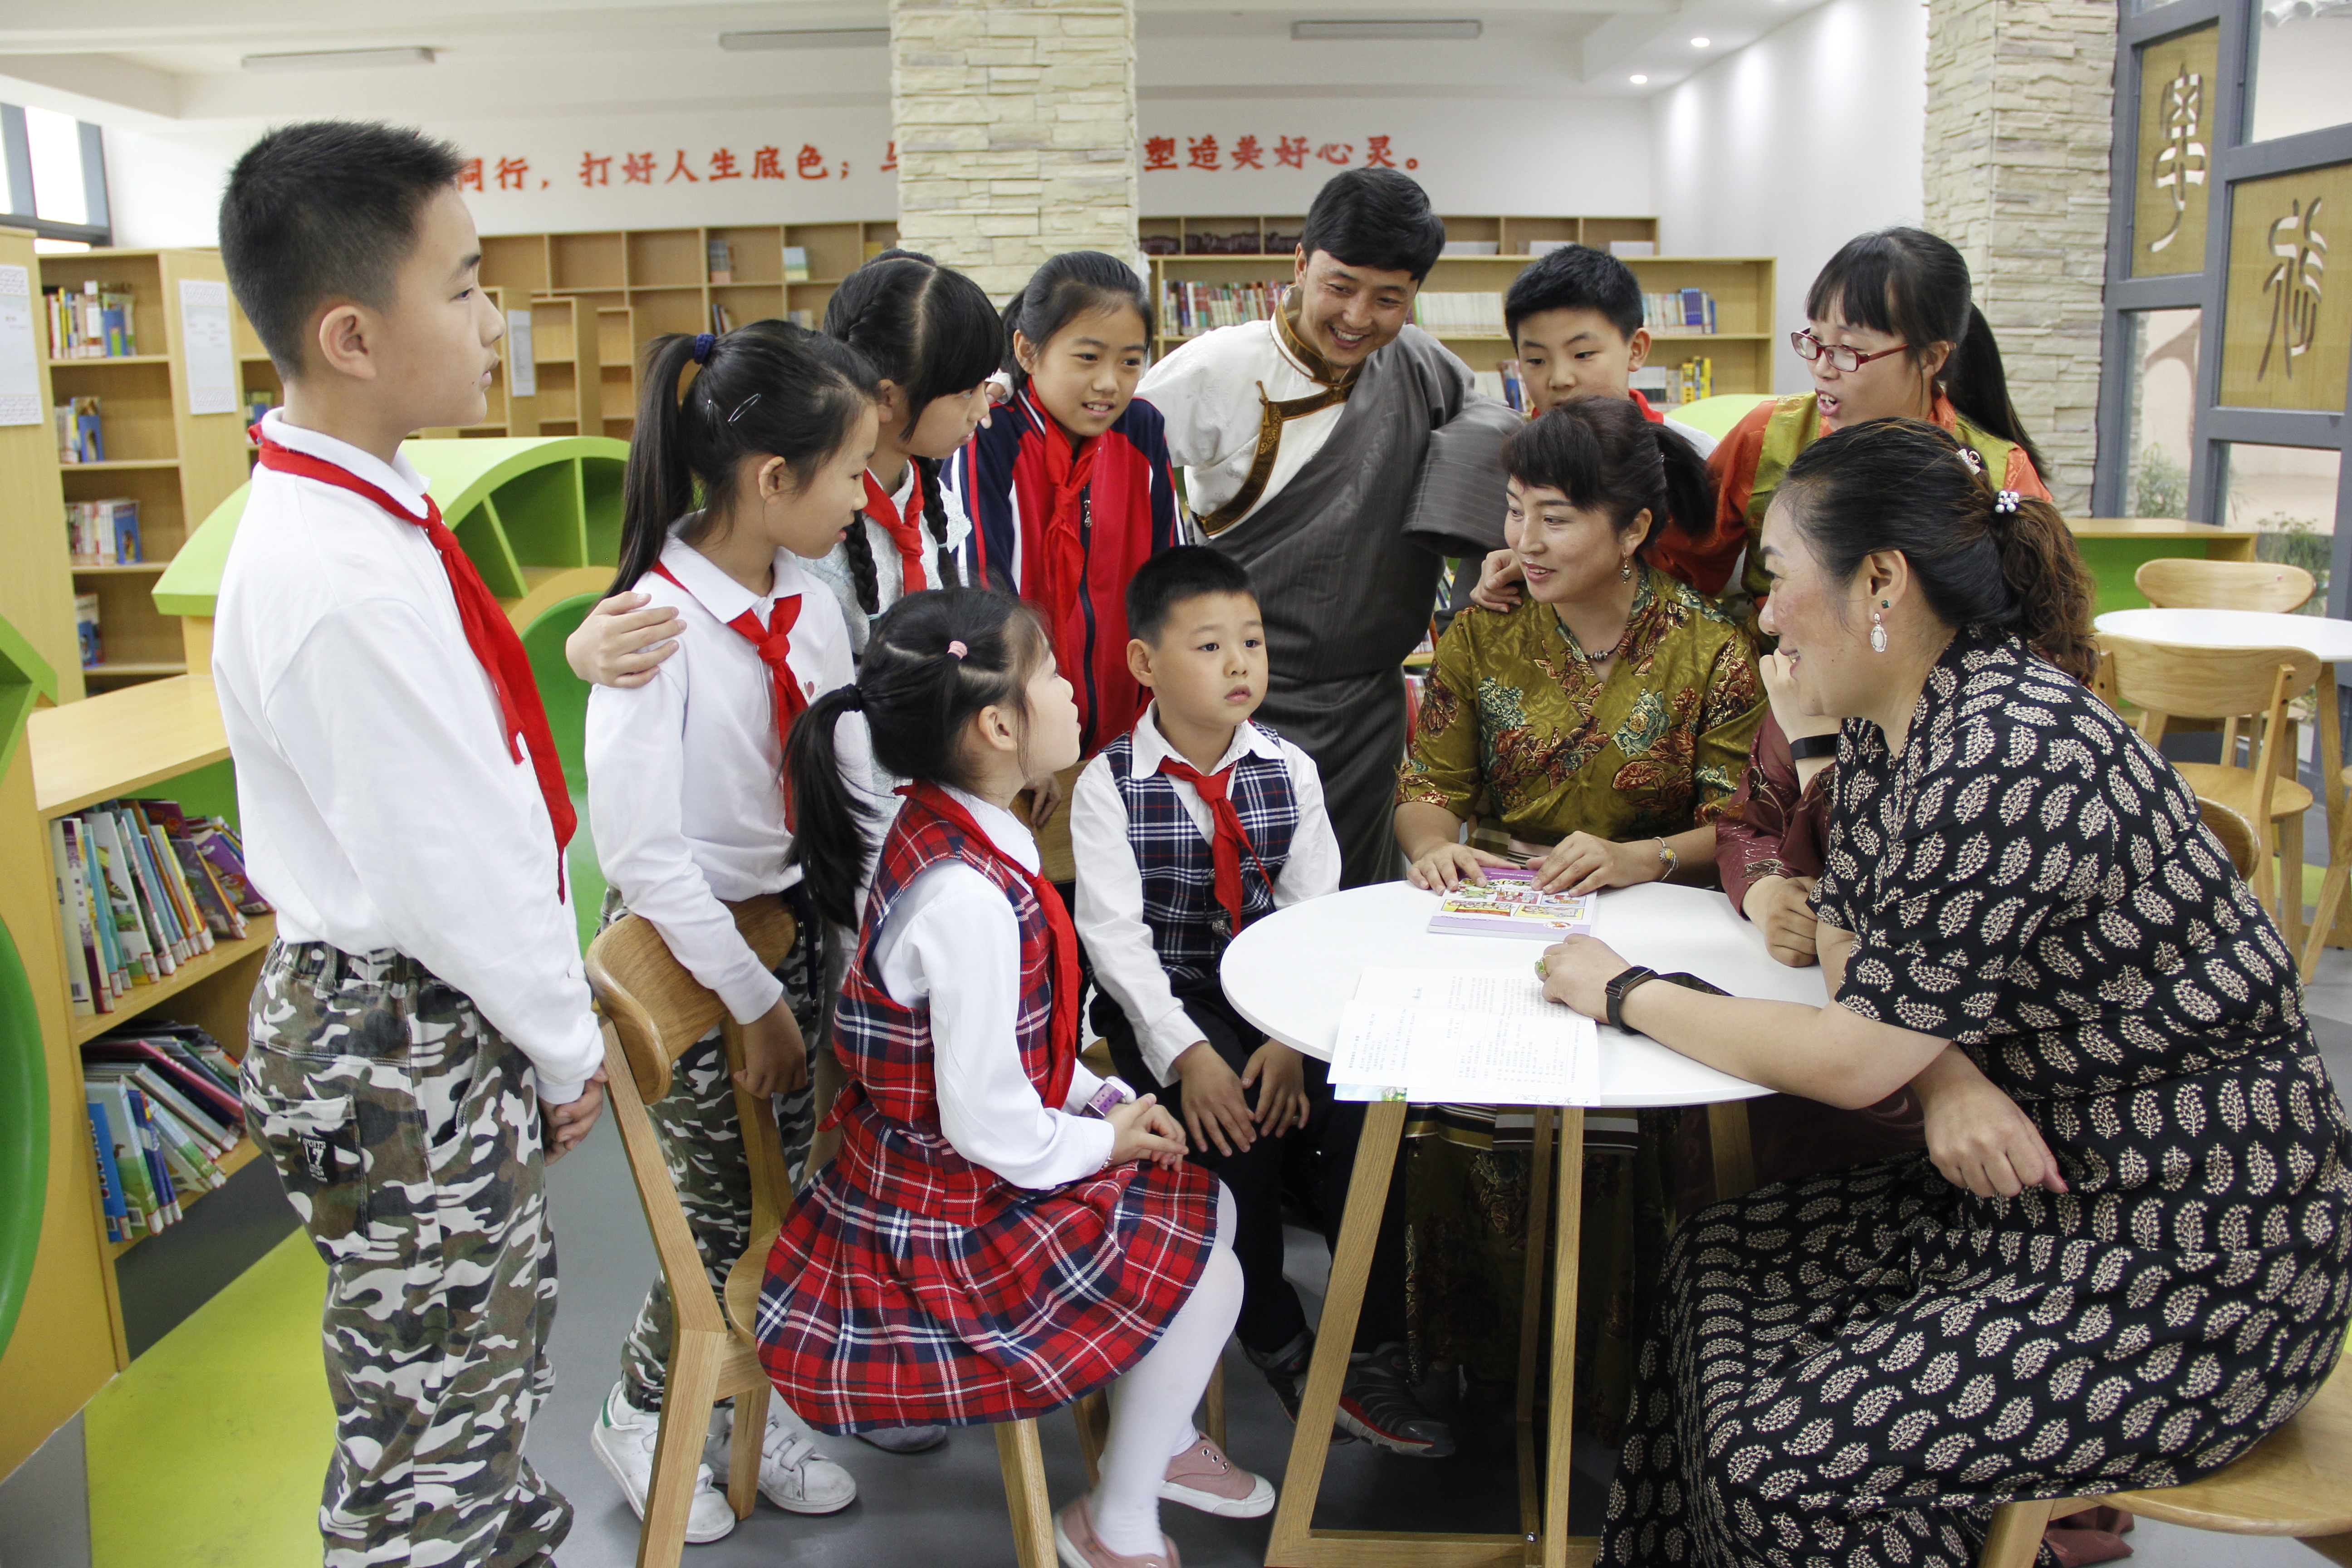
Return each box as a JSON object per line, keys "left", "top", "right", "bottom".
{"left": 1087, "top": 1182, "right": 1242, "bottom": 1557}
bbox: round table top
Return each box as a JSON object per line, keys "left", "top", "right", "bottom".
{"left": 2095, "top": 606, "right": 2352, "bottom": 662}
{"left": 1219, "top": 880, "right": 1827, "bottom": 1109}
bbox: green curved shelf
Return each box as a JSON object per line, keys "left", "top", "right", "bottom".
{"left": 0, "top": 614, "right": 60, "bottom": 1362}
{"left": 153, "top": 436, "right": 630, "bottom": 617}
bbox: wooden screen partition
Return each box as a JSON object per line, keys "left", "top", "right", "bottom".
{"left": 0, "top": 228, "right": 84, "bottom": 703}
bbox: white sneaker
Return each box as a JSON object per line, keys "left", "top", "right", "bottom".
{"left": 589, "top": 1381, "right": 738, "bottom": 1544}
{"left": 717, "top": 1397, "right": 859, "bottom": 1515}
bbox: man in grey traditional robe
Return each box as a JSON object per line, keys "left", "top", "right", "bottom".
{"left": 1140, "top": 168, "right": 1518, "bottom": 887}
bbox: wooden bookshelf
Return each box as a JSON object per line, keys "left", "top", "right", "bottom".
{"left": 473, "top": 220, "right": 900, "bottom": 440}
{"left": 0, "top": 229, "right": 86, "bottom": 703}
{"left": 39, "top": 248, "right": 252, "bottom": 695}
{"left": 1146, "top": 216, "right": 1779, "bottom": 398}
{"left": 107, "top": 1138, "right": 262, "bottom": 1260}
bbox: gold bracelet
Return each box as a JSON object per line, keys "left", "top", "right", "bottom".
{"left": 1655, "top": 837, "right": 1677, "bottom": 882}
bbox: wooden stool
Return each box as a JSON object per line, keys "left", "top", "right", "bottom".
{"left": 1976, "top": 1355, "right": 2352, "bottom": 1566}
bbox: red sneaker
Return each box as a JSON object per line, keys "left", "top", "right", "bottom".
{"left": 1160, "top": 1433, "right": 1276, "bottom": 1518}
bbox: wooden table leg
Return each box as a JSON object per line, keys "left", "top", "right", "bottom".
{"left": 1264, "top": 1098, "right": 1407, "bottom": 1567}
{"left": 1516, "top": 1108, "right": 1556, "bottom": 1563}
{"left": 1541, "top": 1109, "right": 1586, "bottom": 1568}
{"left": 1706, "top": 1102, "right": 1758, "bottom": 1204}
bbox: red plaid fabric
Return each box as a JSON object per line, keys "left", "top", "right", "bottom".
{"left": 755, "top": 792, "right": 1219, "bottom": 1431}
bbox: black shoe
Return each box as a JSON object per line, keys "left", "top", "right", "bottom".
{"left": 1337, "top": 1343, "right": 1455, "bottom": 1458}
{"left": 1243, "top": 1331, "right": 1356, "bottom": 1443}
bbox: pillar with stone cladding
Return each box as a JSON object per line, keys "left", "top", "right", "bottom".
{"left": 1923, "top": 0, "right": 2117, "bottom": 514}
{"left": 891, "top": 0, "right": 1139, "bottom": 303}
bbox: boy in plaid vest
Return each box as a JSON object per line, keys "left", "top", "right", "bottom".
{"left": 1071, "top": 547, "right": 1454, "bottom": 1458}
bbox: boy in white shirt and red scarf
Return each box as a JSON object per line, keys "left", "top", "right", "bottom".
{"left": 1071, "top": 547, "right": 1454, "bottom": 1458}
{"left": 214, "top": 121, "right": 605, "bottom": 1568}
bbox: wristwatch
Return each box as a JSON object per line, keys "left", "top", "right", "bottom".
{"left": 1788, "top": 733, "right": 1840, "bottom": 762}
{"left": 1604, "top": 965, "right": 1661, "bottom": 1032}
{"left": 1080, "top": 1078, "right": 1136, "bottom": 1118}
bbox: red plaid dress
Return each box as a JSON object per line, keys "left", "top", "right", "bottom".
{"left": 755, "top": 789, "right": 1220, "bottom": 1431}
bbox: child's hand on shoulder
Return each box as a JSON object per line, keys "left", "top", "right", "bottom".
{"left": 735, "top": 1000, "right": 809, "bottom": 1097}
{"left": 1471, "top": 547, "right": 1524, "bottom": 612}
{"left": 567, "top": 590, "right": 683, "bottom": 689}
{"left": 1244, "top": 1040, "right": 1309, "bottom": 1135}
{"left": 1175, "top": 1041, "right": 1257, "bottom": 1156}
{"left": 1105, "top": 1093, "right": 1188, "bottom": 1169}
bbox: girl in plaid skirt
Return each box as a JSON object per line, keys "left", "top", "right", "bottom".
{"left": 766, "top": 587, "right": 1271, "bottom": 1568}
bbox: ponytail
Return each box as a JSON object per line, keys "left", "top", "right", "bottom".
{"left": 612, "top": 320, "right": 878, "bottom": 598}
{"left": 1779, "top": 418, "right": 2094, "bottom": 684}
{"left": 1501, "top": 396, "right": 1719, "bottom": 552}
{"left": 784, "top": 587, "right": 1050, "bottom": 927}
{"left": 1941, "top": 304, "right": 2048, "bottom": 482}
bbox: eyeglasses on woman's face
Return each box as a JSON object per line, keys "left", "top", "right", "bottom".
{"left": 1789, "top": 329, "right": 1910, "bottom": 374}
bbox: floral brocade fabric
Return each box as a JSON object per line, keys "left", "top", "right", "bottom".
{"left": 1396, "top": 564, "right": 1763, "bottom": 842}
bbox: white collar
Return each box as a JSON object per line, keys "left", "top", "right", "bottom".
{"left": 657, "top": 531, "right": 808, "bottom": 623}
{"left": 1131, "top": 704, "right": 1281, "bottom": 777}
{"left": 941, "top": 782, "right": 1041, "bottom": 875}
{"left": 259, "top": 408, "right": 432, "bottom": 520}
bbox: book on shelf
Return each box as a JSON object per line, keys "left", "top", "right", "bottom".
{"left": 1641, "top": 289, "right": 1718, "bottom": 335}
{"left": 1629, "top": 358, "right": 1716, "bottom": 406}
{"left": 707, "top": 237, "right": 734, "bottom": 284}
{"left": 782, "top": 245, "right": 811, "bottom": 283}
{"left": 67, "top": 498, "right": 141, "bottom": 566}
{"left": 1610, "top": 240, "right": 1657, "bottom": 258}
{"left": 1159, "top": 281, "right": 1285, "bottom": 337}
{"left": 48, "top": 798, "right": 269, "bottom": 1016}
{"left": 54, "top": 395, "right": 103, "bottom": 463}
{"left": 83, "top": 1022, "right": 247, "bottom": 1241}
{"left": 86, "top": 1098, "right": 132, "bottom": 1244}
{"left": 74, "top": 594, "right": 101, "bottom": 669}
{"left": 1470, "top": 360, "right": 1528, "bottom": 412}
{"left": 242, "top": 387, "right": 273, "bottom": 426}
{"left": 710, "top": 303, "right": 735, "bottom": 336}
{"left": 45, "top": 281, "right": 138, "bottom": 358}
{"left": 1413, "top": 292, "right": 1507, "bottom": 337}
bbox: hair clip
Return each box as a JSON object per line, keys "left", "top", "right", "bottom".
{"left": 946, "top": 639, "right": 968, "bottom": 660}
{"left": 691, "top": 332, "right": 716, "bottom": 365}
{"left": 1994, "top": 489, "right": 2021, "bottom": 514}
{"left": 726, "top": 392, "right": 762, "bottom": 425}
{"left": 1958, "top": 446, "right": 1985, "bottom": 476}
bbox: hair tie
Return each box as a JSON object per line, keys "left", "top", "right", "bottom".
{"left": 1994, "top": 489, "right": 2021, "bottom": 514}
{"left": 842, "top": 686, "right": 867, "bottom": 712}
{"left": 691, "top": 333, "right": 716, "bottom": 365}
{"left": 946, "top": 639, "right": 968, "bottom": 660}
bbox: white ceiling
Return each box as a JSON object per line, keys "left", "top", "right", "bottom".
{"left": 0, "top": 0, "right": 1831, "bottom": 127}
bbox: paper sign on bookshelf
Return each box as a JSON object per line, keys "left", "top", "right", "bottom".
{"left": 1329, "top": 968, "right": 1599, "bottom": 1105}
{"left": 506, "top": 310, "right": 535, "bottom": 399}
{"left": 179, "top": 278, "right": 237, "bottom": 416}
{"left": 0, "top": 264, "right": 39, "bottom": 426}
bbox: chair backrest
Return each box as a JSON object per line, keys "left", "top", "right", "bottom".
{"left": 2195, "top": 796, "right": 2261, "bottom": 878}
{"left": 2135, "top": 557, "right": 2317, "bottom": 614}
{"left": 588, "top": 895, "right": 797, "bottom": 1104}
{"left": 2100, "top": 633, "right": 2320, "bottom": 725}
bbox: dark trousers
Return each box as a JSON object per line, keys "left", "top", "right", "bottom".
{"left": 1096, "top": 973, "right": 1408, "bottom": 1356}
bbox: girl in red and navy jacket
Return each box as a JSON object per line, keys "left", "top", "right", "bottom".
{"left": 767, "top": 587, "right": 1271, "bottom": 1568}
{"left": 946, "top": 252, "right": 1186, "bottom": 760}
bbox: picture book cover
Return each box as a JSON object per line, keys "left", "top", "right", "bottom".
{"left": 1426, "top": 867, "right": 1594, "bottom": 940}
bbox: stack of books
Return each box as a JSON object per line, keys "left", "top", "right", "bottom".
{"left": 1472, "top": 361, "right": 1529, "bottom": 412}
{"left": 47, "top": 798, "right": 271, "bottom": 1018}
{"left": 1414, "top": 292, "right": 1507, "bottom": 336}
{"left": 45, "top": 282, "right": 138, "bottom": 358}
{"left": 782, "top": 246, "right": 811, "bottom": 283}
{"left": 1161, "top": 281, "right": 1285, "bottom": 337}
{"left": 66, "top": 498, "right": 140, "bottom": 566}
{"left": 1632, "top": 359, "right": 1717, "bottom": 404}
{"left": 1642, "top": 289, "right": 1718, "bottom": 335}
{"left": 54, "top": 396, "right": 102, "bottom": 463}
{"left": 708, "top": 237, "right": 735, "bottom": 284}
{"left": 83, "top": 1024, "right": 245, "bottom": 1243}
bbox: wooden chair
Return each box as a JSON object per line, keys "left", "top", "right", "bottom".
{"left": 2101, "top": 633, "right": 2319, "bottom": 954}
{"left": 2135, "top": 557, "right": 2318, "bottom": 614}
{"left": 2306, "top": 766, "right": 2352, "bottom": 975}
{"left": 1976, "top": 1356, "right": 2352, "bottom": 1566}
{"left": 2196, "top": 795, "right": 2262, "bottom": 880}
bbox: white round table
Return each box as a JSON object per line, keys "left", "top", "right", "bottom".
{"left": 1223, "top": 881, "right": 1821, "bottom": 1568}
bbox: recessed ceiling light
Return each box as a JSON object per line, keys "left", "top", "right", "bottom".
{"left": 1290, "top": 19, "right": 1483, "bottom": 40}
{"left": 1691, "top": 35, "right": 1712, "bottom": 46}
{"left": 240, "top": 46, "right": 434, "bottom": 71}
{"left": 1630, "top": 73, "right": 1649, "bottom": 83}
{"left": 718, "top": 28, "right": 890, "bottom": 50}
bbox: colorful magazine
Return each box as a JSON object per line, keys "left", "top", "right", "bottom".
{"left": 1425, "top": 867, "right": 1595, "bottom": 940}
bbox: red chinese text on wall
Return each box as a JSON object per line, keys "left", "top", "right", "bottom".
{"left": 459, "top": 145, "right": 892, "bottom": 193}
{"left": 1145, "top": 134, "right": 1413, "bottom": 172}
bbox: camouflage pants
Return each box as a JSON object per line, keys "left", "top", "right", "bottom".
{"left": 243, "top": 940, "right": 569, "bottom": 1568}
{"left": 608, "top": 892, "right": 823, "bottom": 1411}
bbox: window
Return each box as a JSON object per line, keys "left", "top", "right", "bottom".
{"left": 2223, "top": 442, "right": 2339, "bottom": 608}
{"left": 0, "top": 103, "right": 111, "bottom": 245}
{"left": 2124, "top": 309, "right": 2201, "bottom": 517}
{"left": 2248, "top": 0, "right": 2352, "bottom": 144}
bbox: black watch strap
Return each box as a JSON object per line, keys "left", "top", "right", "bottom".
{"left": 1604, "top": 965, "right": 1661, "bottom": 1032}
{"left": 1787, "top": 733, "right": 1840, "bottom": 762}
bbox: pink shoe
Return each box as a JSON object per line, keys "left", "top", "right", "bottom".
{"left": 1160, "top": 1433, "right": 1275, "bottom": 1519}
{"left": 1054, "top": 1498, "right": 1181, "bottom": 1568}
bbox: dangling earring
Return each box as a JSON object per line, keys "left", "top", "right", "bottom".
{"left": 1619, "top": 554, "right": 1633, "bottom": 583}
{"left": 1870, "top": 601, "right": 1889, "bottom": 654}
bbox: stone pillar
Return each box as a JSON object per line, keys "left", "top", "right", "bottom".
{"left": 1923, "top": 0, "right": 2117, "bottom": 513}
{"left": 891, "top": 0, "right": 1138, "bottom": 302}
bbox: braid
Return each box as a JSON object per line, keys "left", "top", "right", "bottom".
{"left": 841, "top": 517, "right": 882, "bottom": 615}
{"left": 913, "top": 456, "right": 960, "bottom": 588}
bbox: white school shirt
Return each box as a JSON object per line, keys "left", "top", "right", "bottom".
{"left": 870, "top": 784, "right": 1116, "bottom": 1188}
{"left": 1136, "top": 318, "right": 1351, "bottom": 533}
{"left": 584, "top": 533, "right": 868, "bottom": 1025}
{"left": 1071, "top": 710, "right": 1342, "bottom": 1085}
{"left": 804, "top": 464, "right": 975, "bottom": 655}
{"left": 211, "top": 411, "right": 601, "bottom": 1104}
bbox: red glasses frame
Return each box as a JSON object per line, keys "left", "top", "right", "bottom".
{"left": 1789, "top": 329, "right": 1911, "bottom": 373}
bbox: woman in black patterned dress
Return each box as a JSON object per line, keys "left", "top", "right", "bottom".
{"left": 1542, "top": 417, "right": 2352, "bottom": 1567}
